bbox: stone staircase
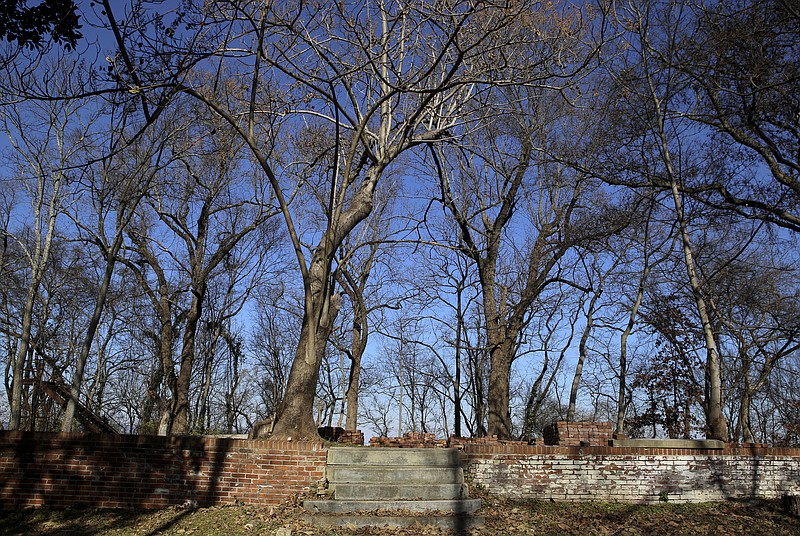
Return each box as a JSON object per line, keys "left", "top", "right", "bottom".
{"left": 303, "top": 447, "right": 483, "bottom": 531}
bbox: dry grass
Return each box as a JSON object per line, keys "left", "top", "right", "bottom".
{"left": 1, "top": 495, "right": 798, "bottom": 535}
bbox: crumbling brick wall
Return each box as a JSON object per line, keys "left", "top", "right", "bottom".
{"left": 542, "top": 421, "right": 614, "bottom": 446}
{"left": 459, "top": 443, "right": 800, "bottom": 503}
{"left": 3, "top": 430, "right": 799, "bottom": 508}
{"left": 369, "top": 432, "right": 448, "bottom": 448}
{"left": 317, "top": 427, "right": 364, "bottom": 445}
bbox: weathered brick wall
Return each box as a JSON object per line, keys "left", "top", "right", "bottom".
{"left": 542, "top": 421, "right": 614, "bottom": 446}
{"left": 0, "top": 431, "right": 326, "bottom": 508}
{"left": 459, "top": 443, "right": 800, "bottom": 503}
{"left": 4, "top": 431, "right": 799, "bottom": 508}
{"left": 317, "top": 427, "right": 364, "bottom": 445}
{"left": 370, "top": 432, "right": 448, "bottom": 448}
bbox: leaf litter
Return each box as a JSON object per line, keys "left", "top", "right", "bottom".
{"left": 1, "top": 496, "right": 798, "bottom": 535}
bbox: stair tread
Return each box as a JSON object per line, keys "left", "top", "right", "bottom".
{"left": 327, "top": 447, "right": 461, "bottom": 467}
{"left": 327, "top": 467, "right": 463, "bottom": 484}
{"left": 301, "top": 513, "right": 484, "bottom": 530}
{"left": 332, "top": 482, "right": 467, "bottom": 501}
{"left": 304, "top": 498, "right": 481, "bottom": 514}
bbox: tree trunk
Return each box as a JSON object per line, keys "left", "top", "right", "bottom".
{"left": 649, "top": 55, "right": 729, "bottom": 441}
{"left": 344, "top": 342, "right": 363, "bottom": 431}
{"left": 269, "top": 241, "right": 343, "bottom": 439}
{"left": 738, "top": 378, "right": 755, "bottom": 444}
{"left": 139, "top": 361, "right": 164, "bottom": 433}
{"left": 345, "top": 301, "right": 367, "bottom": 431}
{"left": 487, "top": 344, "right": 513, "bottom": 439}
{"left": 62, "top": 243, "right": 120, "bottom": 432}
{"left": 156, "top": 305, "right": 177, "bottom": 436}
{"left": 453, "top": 296, "right": 463, "bottom": 438}
{"left": 268, "top": 165, "right": 379, "bottom": 440}
{"left": 568, "top": 291, "right": 600, "bottom": 422}
{"left": 469, "top": 345, "right": 488, "bottom": 437}
{"left": 171, "top": 286, "right": 204, "bottom": 435}
{"left": 669, "top": 180, "right": 728, "bottom": 441}
{"left": 9, "top": 289, "right": 37, "bottom": 430}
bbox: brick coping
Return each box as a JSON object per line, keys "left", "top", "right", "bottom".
{"left": 2, "top": 430, "right": 798, "bottom": 457}
{"left": 0, "top": 430, "right": 326, "bottom": 450}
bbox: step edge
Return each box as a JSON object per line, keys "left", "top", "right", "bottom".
{"left": 300, "top": 513, "right": 485, "bottom": 529}
{"left": 303, "top": 498, "right": 481, "bottom": 514}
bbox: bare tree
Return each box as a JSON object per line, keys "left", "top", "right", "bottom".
{"left": 95, "top": 0, "right": 602, "bottom": 439}
{"left": 333, "top": 177, "right": 403, "bottom": 431}
{"left": 60, "top": 101, "right": 169, "bottom": 432}
{"left": 709, "top": 244, "right": 800, "bottom": 442}
{"left": 122, "top": 94, "right": 277, "bottom": 435}
{"left": 0, "top": 58, "right": 93, "bottom": 429}
{"left": 433, "top": 80, "right": 615, "bottom": 438}
{"left": 594, "top": 1, "right": 730, "bottom": 440}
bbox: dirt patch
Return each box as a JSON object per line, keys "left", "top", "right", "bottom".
{"left": 1, "top": 496, "right": 797, "bottom": 535}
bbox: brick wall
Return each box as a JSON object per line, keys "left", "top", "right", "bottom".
{"left": 317, "top": 427, "right": 364, "bottom": 446}
{"left": 542, "top": 421, "right": 614, "bottom": 446}
{"left": 458, "top": 443, "right": 800, "bottom": 503}
{"left": 369, "top": 432, "right": 448, "bottom": 448}
{"left": 0, "top": 431, "right": 326, "bottom": 508}
{"left": 3, "top": 430, "right": 800, "bottom": 508}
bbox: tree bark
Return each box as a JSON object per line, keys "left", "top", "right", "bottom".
{"left": 9, "top": 290, "right": 37, "bottom": 430}
{"left": 487, "top": 342, "right": 514, "bottom": 439}
{"left": 669, "top": 180, "right": 728, "bottom": 441}
{"left": 170, "top": 285, "right": 204, "bottom": 435}
{"left": 269, "top": 165, "right": 380, "bottom": 439}
{"left": 344, "top": 311, "right": 365, "bottom": 431}
{"left": 269, "top": 259, "right": 342, "bottom": 438}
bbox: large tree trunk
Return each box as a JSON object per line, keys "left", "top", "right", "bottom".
{"left": 487, "top": 343, "right": 514, "bottom": 439}
{"left": 270, "top": 264, "right": 341, "bottom": 439}
{"left": 737, "top": 376, "right": 755, "bottom": 444}
{"left": 139, "top": 360, "right": 164, "bottom": 433}
{"left": 156, "top": 302, "right": 177, "bottom": 436}
{"left": 568, "top": 291, "right": 601, "bottom": 422}
{"left": 471, "top": 348, "right": 488, "bottom": 437}
{"left": 268, "top": 167, "right": 379, "bottom": 440}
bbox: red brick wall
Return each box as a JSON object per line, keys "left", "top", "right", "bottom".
{"left": 4, "top": 430, "right": 800, "bottom": 508}
{"left": 370, "top": 432, "right": 448, "bottom": 448}
{"left": 542, "top": 421, "right": 614, "bottom": 446}
{"left": 0, "top": 431, "right": 326, "bottom": 509}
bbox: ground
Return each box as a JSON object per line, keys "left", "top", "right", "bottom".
{"left": 1, "top": 495, "right": 798, "bottom": 535}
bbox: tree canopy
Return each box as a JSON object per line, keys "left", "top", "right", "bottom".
{"left": 1, "top": 0, "right": 798, "bottom": 446}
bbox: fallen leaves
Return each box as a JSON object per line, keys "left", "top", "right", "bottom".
{"left": 1, "top": 497, "right": 799, "bottom": 535}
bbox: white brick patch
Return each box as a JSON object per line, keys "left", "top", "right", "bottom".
{"left": 467, "top": 454, "right": 800, "bottom": 503}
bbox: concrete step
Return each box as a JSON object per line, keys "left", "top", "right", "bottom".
{"left": 332, "top": 482, "right": 467, "bottom": 501}
{"left": 303, "top": 498, "right": 482, "bottom": 514}
{"left": 301, "top": 513, "right": 485, "bottom": 531}
{"left": 327, "top": 465, "right": 464, "bottom": 485}
{"left": 304, "top": 447, "right": 482, "bottom": 530}
{"left": 327, "top": 447, "right": 460, "bottom": 467}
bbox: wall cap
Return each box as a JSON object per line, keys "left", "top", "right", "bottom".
{"left": 609, "top": 438, "right": 724, "bottom": 449}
